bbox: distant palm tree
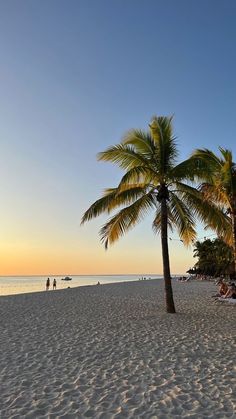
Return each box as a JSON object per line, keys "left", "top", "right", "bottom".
{"left": 81, "top": 116, "right": 229, "bottom": 313}
{"left": 189, "top": 147, "right": 236, "bottom": 277}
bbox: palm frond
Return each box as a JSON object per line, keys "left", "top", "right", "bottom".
{"left": 100, "top": 193, "right": 155, "bottom": 248}
{"left": 81, "top": 185, "right": 147, "bottom": 224}
{"left": 122, "top": 129, "right": 156, "bottom": 155}
{"left": 188, "top": 148, "right": 221, "bottom": 182}
{"left": 217, "top": 149, "right": 236, "bottom": 196}
{"left": 150, "top": 115, "right": 174, "bottom": 144}
{"left": 152, "top": 205, "right": 173, "bottom": 235}
{"left": 149, "top": 116, "right": 178, "bottom": 176}
{"left": 219, "top": 147, "right": 233, "bottom": 164}
{"left": 191, "top": 148, "right": 221, "bottom": 167}
{"left": 168, "top": 192, "right": 196, "bottom": 245}
{"left": 200, "top": 183, "right": 230, "bottom": 207}
{"left": 171, "top": 158, "right": 200, "bottom": 182}
{"left": 81, "top": 188, "right": 118, "bottom": 224}
{"left": 176, "top": 182, "right": 232, "bottom": 243}
{"left": 110, "top": 185, "right": 148, "bottom": 208}
{"left": 116, "top": 166, "right": 158, "bottom": 190}
{"left": 97, "top": 144, "right": 148, "bottom": 170}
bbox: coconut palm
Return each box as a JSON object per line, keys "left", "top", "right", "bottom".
{"left": 189, "top": 147, "right": 236, "bottom": 277}
{"left": 81, "top": 116, "right": 229, "bottom": 313}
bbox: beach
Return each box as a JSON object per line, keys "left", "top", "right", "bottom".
{"left": 0, "top": 280, "right": 235, "bottom": 418}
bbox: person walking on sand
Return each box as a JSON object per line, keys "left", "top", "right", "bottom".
{"left": 46, "top": 277, "right": 50, "bottom": 291}
{"left": 53, "top": 278, "right": 57, "bottom": 290}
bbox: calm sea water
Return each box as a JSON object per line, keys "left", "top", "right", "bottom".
{"left": 0, "top": 274, "right": 163, "bottom": 296}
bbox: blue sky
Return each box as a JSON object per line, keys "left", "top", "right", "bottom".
{"left": 0, "top": 0, "right": 235, "bottom": 275}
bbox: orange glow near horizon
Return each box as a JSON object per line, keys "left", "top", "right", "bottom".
{"left": 0, "top": 239, "right": 194, "bottom": 276}
{"left": 0, "top": 212, "right": 195, "bottom": 276}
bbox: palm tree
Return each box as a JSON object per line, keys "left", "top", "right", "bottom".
{"left": 189, "top": 147, "right": 236, "bottom": 277}
{"left": 81, "top": 116, "right": 229, "bottom": 313}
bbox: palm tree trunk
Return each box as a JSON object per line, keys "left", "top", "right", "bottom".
{"left": 161, "top": 197, "right": 176, "bottom": 313}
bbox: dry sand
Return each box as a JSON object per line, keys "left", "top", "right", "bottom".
{"left": 0, "top": 279, "right": 235, "bottom": 418}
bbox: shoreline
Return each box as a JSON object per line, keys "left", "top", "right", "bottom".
{"left": 0, "top": 276, "right": 163, "bottom": 298}
{"left": 0, "top": 280, "right": 235, "bottom": 417}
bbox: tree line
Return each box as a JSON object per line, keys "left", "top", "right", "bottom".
{"left": 189, "top": 238, "right": 234, "bottom": 278}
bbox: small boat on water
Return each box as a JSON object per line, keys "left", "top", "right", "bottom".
{"left": 61, "top": 276, "right": 72, "bottom": 281}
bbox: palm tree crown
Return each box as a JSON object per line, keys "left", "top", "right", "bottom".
{"left": 189, "top": 147, "right": 236, "bottom": 276}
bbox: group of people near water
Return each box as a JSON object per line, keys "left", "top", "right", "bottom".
{"left": 46, "top": 278, "right": 57, "bottom": 291}
{"left": 215, "top": 279, "right": 236, "bottom": 299}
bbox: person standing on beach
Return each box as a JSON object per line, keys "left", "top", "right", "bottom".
{"left": 53, "top": 278, "right": 57, "bottom": 290}
{"left": 46, "top": 278, "right": 50, "bottom": 291}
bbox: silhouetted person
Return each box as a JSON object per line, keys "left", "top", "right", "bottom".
{"left": 53, "top": 278, "right": 57, "bottom": 290}
{"left": 46, "top": 278, "right": 50, "bottom": 291}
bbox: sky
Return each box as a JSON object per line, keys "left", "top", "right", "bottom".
{"left": 0, "top": 0, "right": 235, "bottom": 275}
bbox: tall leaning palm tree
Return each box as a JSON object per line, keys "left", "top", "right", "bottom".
{"left": 81, "top": 116, "right": 229, "bottom": 313}
{"left": 189, "top": 147, "right": 236, "bottom": 277}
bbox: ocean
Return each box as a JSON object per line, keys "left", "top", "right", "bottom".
{"left": 0, "top": 274, "right": 163, "bottom": 296}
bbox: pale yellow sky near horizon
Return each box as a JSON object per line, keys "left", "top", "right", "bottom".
{"left": 0, "top": 225, "right": 195, "bottom": 276}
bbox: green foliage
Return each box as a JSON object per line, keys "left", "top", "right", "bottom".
{"left": 189, "top": 147, "right": 236, "bottom": 240}
{"left": 189, "top": 146, "right": 236, "bottom": 277}
{"left": 193, "top": 238, "right": 234, "bottom": 276}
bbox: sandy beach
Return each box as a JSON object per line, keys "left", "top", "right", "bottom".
{"left": 0, "top": 279, "right": 235, "bottom": 418}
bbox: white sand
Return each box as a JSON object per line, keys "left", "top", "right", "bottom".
{"left": 0, "top": 280, "right": 235, "bottom": 418}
